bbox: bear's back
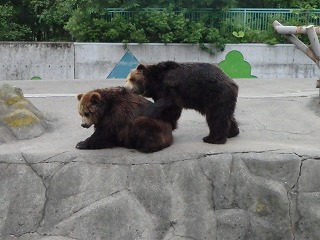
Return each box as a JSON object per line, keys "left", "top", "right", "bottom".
{"left": 160, "top": 62, "right": 238, "bottom": 109}
{"left": 98, "top": 87, "right": 152, "bottom": 125}
{"left": 164, "top": 62, "right": 231, "bottom": 84}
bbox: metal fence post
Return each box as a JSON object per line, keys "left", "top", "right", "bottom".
{"left": 273, "top": 20, "right": 320, "bottom": 100}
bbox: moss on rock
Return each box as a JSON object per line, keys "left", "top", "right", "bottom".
{"left": 0, "top": 83, "right": 48, "bottom": 141}
{"left": 2, "top": 109, "right": 40, "bottom": 127}
{"left": 0, "top": 100, "right": 9, "bottom": 116}
{"left": 0, "top": 84, "right": 24, "bottom": 106}
{"left": 11, "top": 100, "right": 30, "bottom": 110}
{"left": 6, "top": 95, "right": 24, "bottom": 106}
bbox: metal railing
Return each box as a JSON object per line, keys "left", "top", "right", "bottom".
{"left": 105, "top": 8, "right": 320, "bottom": 31}
{"left": 105, "top": 8, "right": 216, "bottom": 22}
{"left": 224, "top": 8, "right": 320, "bottom": 30}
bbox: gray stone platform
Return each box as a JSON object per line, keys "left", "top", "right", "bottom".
{"left": 1, "top": 78, "right": 320, "bottom": 240}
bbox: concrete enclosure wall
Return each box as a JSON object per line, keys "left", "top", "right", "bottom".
{"left": 1, "top": 42, "right": 319, "bottom": 80}
{"left": 0, "top": 42, "right": 74, "bottom": 80}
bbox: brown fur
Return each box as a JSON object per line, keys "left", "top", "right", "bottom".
{"left": 76, "top": 87, "right": 175, "bottom": 153}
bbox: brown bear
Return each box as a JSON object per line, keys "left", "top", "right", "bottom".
{"left": 125, "top": 61, "right": 239, "bottom": 144}
{"left": 76, "top": 87, "right": 180, "bottom": 153}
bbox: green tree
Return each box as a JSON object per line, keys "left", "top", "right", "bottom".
{"left": 0, "top": 4, "right": 32, "bottom": 40}
{"left": 290, "top": 0, "right": 319, "bottom": 8}
{"left": 122, "top": 0, "right": 236, "bottom": 9}
{"left": 236, "top": 0, "right": 288, "bottom": 8}
{"left": 236, "top": 0, "right": 319, "bottom": 8}
{"left": 1, "top": 0, "right": 319, "bottom": 43}
{"left": 29, "top": 0, "right": 122, "bottom": 41}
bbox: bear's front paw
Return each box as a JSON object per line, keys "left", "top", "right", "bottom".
{"left": 76, "top": 141, "right": 89, "bottom": 149}
{"left": 203, "top": 135, "right": 227, "bottom": 144}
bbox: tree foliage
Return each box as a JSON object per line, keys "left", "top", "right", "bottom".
{"left": 0, "top": 4, "right": 32, "bottom": 40}
{"left": 0, "top": 0, "right": 319, "bottom": 47}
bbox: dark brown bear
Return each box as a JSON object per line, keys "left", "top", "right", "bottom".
{"left": 125, "top": 61, "right": 239, "bottom": 144}
{"left": 76, "top": 87, "right": 180, "bottom": 153}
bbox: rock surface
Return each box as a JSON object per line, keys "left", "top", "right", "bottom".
{"left": 0, "top": 150, "right": 315, "bottom": 240}
{"left": 0, "top": 84, "right": 48, "bottom": 142}
{"left": 0, "top": 79, "right": 320, "bottom": 240}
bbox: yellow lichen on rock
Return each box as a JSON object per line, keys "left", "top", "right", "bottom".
{"left": 256, "top": 200, "right": 268, "bottom": 215}
{"left": 0, "top": 83, "right": 48, "bottom": 140}
{"left": 2, "top": 109, "right": 40, "bottom": 127}
{"left": 6, "top": 95, "right": 24, "bottom": 106}
{"left": 11, "top": 100, "right": 29, "bottom": 109}
{"left": 0, "top": 100, "right": 9, "bottom": 115}
{"left": 0, "top": 84, "right": 24, "bottom": 106}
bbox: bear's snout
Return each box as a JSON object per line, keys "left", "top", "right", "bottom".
{"left": 124, "top": 80, "right": 133, "bottom": 90}
{"left": 81, "top": 123, "right": 92, "bottom": 128}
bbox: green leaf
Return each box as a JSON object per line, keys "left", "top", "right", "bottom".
{"left": 238, "top": 31, "right": 245, "bottom": 37}
{"left": 232, "top": 31, "right": 245, "bottom": 38}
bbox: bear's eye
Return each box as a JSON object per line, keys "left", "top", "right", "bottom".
{"left": 84, "top": 112, "right": 91, "bottom": 117}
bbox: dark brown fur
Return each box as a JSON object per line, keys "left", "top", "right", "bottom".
{"left": 76, "top": 87, "right": 177, "bottom": 153}
{"left": 125, "top": 61, "right": 239, "bottom": 144}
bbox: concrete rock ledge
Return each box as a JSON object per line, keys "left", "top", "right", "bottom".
{"left": 0, "top": 150, "right": 319, "bottom": 240}
{"left": 0, "top": 79, "right": 320, "bottom": 240}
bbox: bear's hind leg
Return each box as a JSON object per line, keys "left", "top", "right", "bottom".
{"left": 144, "top": 98, "right": 182, "bottom": 130}
{"left": 203, "top": 107, "right": 228, "bottom": 144}
{"left": 228, "top": 115, "right": 239, "bottom": 138}
{"left": 131, "top": 117, "right": 173, "bottom": 153}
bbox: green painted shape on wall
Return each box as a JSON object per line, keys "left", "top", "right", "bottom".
{"left": 30, "top": 76, "right": 42, "bottom": 80}
{"left": 218, "top": 50, "right": 257, "bottom": 78}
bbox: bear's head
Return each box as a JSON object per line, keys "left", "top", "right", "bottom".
{"left": 125, "top": 64, "right": 147, "bottom": 95}
{"left": 125, "top": 64, "right": 163, "bottom": 99}
{"left": 125, "top": 62, "right": 177, "bottom": 100}
{"left": 77, "top": 91, "right": 103, "bottom": 128}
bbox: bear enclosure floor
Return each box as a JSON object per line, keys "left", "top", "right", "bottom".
{"left": 0, "top": 78, "right": 320, "bottom": 158}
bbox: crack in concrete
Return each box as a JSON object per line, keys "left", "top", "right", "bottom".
{"left": 2, "top": 232, "right": 79, "bottom": 240}
{"left": 54, "top": 189, "right": 126, "bottom": 226}
{"left": 0, "top": 162, "right": 25, "bottom": 165}
{"left": 167, "top": 221, "right": 199, "bottom": 240}
{"left": 253, "top": 117, "right": 318, "bottom": 136}
{"left": 35, "top": 151, "right": 71, "bottom": 164}
{"left": 292, "top": 150, "right": 320, "bottom": 161}
{"left": 20, "top": 153, "right": 48, "bottom": 234}
{"left": 166, "top": 222, "right": 176, "bottom": 240}
{"left": 74, "top": 189, "right": 124, "bottom": 216}
{"left": 230, "top": 156, "right": 238, "bottom": 208}
{"left": 3, "top": 232, "right": 37, "bottom": 238}
{"left": 287, "top": 190, "right": 295, "bottom": 240}
{"left": 68, "top": 155, "right": 203, "bottom": 167}
{"left": 5, "top": 149, "right": 292, "bottom": 170}
{"left": 44, "top": 156, "right": 79, "bottom": 181}
{"left": 292, "top": 160, "right": 303, "bottom": 192}
{"left": 199, "top": 163, "right": 216, "bottom": 211}
{"left": 125, "top": 186, "right": 158, "bottom": 218}
{"left": 287, "top": 152, "right": 304, "bottom": 240}
{"left": 239, "top": 94, "right": 315, "bottom": 99}
{"left": 173, "top": 234, "right": 198, "bottom": 240}
{"left": 204, "top": 149, "right": 286, "bottom": 156}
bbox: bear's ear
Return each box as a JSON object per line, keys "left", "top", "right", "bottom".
{"left": 89, "top": 92, "right": 102, "bottom": 104}
{"left": 136, "top": 64, "right": 147, "bottom": 71}
{"left": 77, "top": 94, "right": 83, "bottom": 101}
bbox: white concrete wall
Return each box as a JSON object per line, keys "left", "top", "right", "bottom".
{"left": 0, "top": 42, "right": 74, "bottom": 80}
{"left": 1, "top": 42, "right": 319, "bottom": 80}
{"left": 229, "top": 44, "right": 319, "bottom": 79}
